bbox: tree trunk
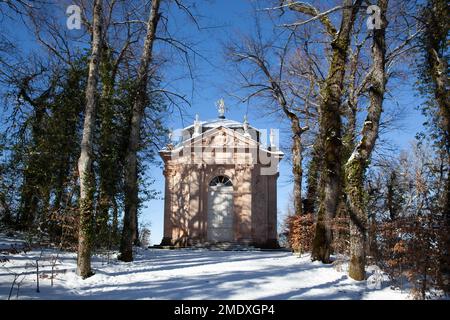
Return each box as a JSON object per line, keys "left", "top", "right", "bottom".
{"left": 18, "top": 102, "right": 47, "bottom": 230}
{"left": 346, "top": 0, "right": 388, "bottom": 281}
{"left": 0, "top": 192, "right": 12, "bottom": 226}
{"left": 76, "top": 0, "right": 103, "bottom": 279}
{"left": 343, "top": 103, "right": 357, "bottom": 161}
{"left": 342, "top": 38, "right": 363, "bottom": 160}
{"left": 305, "top": 139, "right": 321, "bottom": 214}
{"left": 111, "top": 196, "right": 119, "bottom": 243}
{"left": 134, "top": 212, "right": 140, "bottom": 246}
{"left": 292, "top": 123, "right": 303, "bottom": 216}
{"left": 119, "top": 0, "right": 161, "bottom": 262}
{"left": 18, "top": 182, "right": 39, "bottom": 229}
{"left": 424, "top": 0, "right": 450, "bottom": 293}
{"left": 311, "top": 0, "right": 362, "bottom": 263}
{"left": 96, "top": 45, "right": 118, "bottom": 248}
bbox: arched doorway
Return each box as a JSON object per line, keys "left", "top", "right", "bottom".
{"left": 207, "top": 175, "right": 234, "bottom": 242}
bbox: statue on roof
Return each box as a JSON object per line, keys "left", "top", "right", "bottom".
{"left": 216, "top": 98, "right": 226, "bottom": 119}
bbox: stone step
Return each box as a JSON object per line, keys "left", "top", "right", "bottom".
{"left": 150, "top": 241, "right": 260, "bottom": 251}
{"left": 199, "top": 241, "right": 261, "bottom": 251}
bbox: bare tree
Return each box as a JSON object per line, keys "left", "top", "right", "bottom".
{"left": 418, "top": 0, "right": 449, "bottom": 292}
{"left": 283, "top": 0, "right": 363, "bottom": 263}
{"left": 119, "top": 0, "right": 161, "bottom": 262}
{"left": 76, "top": 0, "right": 103, "bottom": 278}
{"left": 345, "top": 0, "right": 388, "bottom": 281}
{"left": 227, "top": 11, "right": 319, "bottom": 218}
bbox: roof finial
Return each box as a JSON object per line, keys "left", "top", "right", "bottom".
{"left": 243, "top": 115, "right": 250, "bottom": 137}
{"left": 193, "top": 114, "right": 201, "bottom": 137}
{"left": 216, "top": 98, "right": 226, "bottom": 119}
{"left": 166, "top": 129, "right": 174, "bottom": 150}
{"left": 270, "top": 128, "right": 276, "bottom": 150}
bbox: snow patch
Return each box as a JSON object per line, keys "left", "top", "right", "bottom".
{"left": 0, "top": 235, "right": 410, "bottom": 300}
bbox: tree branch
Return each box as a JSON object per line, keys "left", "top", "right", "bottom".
{"left": 283, "top": 1, "right": 338, "bottom": 37}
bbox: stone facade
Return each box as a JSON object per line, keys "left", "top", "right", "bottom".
{"left": 159, "top": 115, "right": 283, "bottom": 248}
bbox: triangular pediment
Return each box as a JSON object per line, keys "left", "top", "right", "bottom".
{"left": 159, "top": 125, "right": 284, "bottom": 166}
{"left": 160, "top": 126, "right": 258, "bottom": 163}
{"left": 189, "top": 126, "right": 259, "bottom": 148}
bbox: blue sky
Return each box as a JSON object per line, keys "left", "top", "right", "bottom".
{"left": 0, "top": 0, "right": 425, "bottom": 245}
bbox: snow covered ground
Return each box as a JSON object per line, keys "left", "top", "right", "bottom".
{"left": 0, "top": 236, "right": 410, "bottom": 300}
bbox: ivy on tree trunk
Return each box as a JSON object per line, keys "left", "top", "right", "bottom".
{"left": 311, "top": 0, "right": 363, "bottom": 263}
{"left": 346, "top": 0, "right": 388, "bottom": 281}
{"left": 76, "top": 0, "right": 103, "bottom": 279}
